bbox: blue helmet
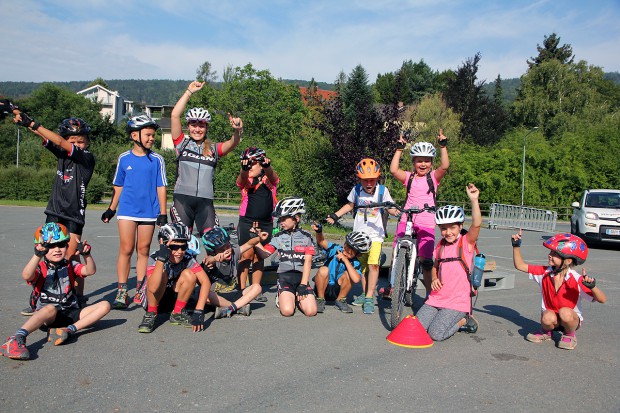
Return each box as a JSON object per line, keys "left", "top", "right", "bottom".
{"left": 201, "top": 227, "right": 230, "bottom": 254}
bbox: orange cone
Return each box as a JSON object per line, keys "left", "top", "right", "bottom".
{"left": 386, "top": 315, "right": 433, "bottom": 348}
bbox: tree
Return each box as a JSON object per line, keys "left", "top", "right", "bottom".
{"left": 527, "top": 33, "right": 574, "bottom": 68}
{"left": 374, "top": 72, "right": 396, "bottom": 104}
{"left": 196, "top": 61, "right": 218, "bottom": 83}
{"left": 88, "top": 77, "right": 110, "bottom": 89}
{"left": 395, "top": 59, "right": 438, "bottom": 104}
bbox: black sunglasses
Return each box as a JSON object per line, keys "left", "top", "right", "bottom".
{"left": 45, "top": 241, "right": 68, "bottom": 249}
{"left": 169, "top": 243, "right": 188, "bottom": 251}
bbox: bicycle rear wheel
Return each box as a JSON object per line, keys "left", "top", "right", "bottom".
{"left": 389, "top": 248, "right": 408, "bottom": 329}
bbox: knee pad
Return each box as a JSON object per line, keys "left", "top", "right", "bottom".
{"left": 421, "top": 258, "right": 434, "bottom": 270}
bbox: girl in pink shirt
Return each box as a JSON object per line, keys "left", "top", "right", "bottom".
{"left": 416, "top": 184, "right": 480, "bottom": 341}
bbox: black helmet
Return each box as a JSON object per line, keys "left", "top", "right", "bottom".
{"left": 58, "top": 118, "right": 91, "bottom": 137}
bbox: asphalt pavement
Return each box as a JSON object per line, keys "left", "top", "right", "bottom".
{"left": 0, "top": 206, "right": 619, "bottom": 412}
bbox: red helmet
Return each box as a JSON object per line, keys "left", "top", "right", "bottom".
{"left": 543, "top": 233, "right": 588, "bottom": 265}
{"left": 356, "top": 158, "right": 380, "bottom": 179}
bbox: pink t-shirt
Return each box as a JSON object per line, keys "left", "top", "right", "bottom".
{"left": 426, "top": 234, "right": 473, "bottom": 313}
{"left": 401, "top": 170, "right": 439, "bottom": 228}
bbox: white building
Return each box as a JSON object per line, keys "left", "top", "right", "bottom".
{"left": 76, "top": 84, "right": 133, "bottom": 124}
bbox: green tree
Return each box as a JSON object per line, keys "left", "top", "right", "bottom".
{"left": 196, "top": 61, "right": 218, "bottom": 83}
{"left": 88, "top": 77, "right": 110, "bottom": 89}
{"left": 374, "top": 72, "right": 396, "bottom": 104}
{"left": 527, "top": 33, "right": 574, "bottom": 68}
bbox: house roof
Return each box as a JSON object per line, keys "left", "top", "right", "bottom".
{"left": 298, "top": 86, "right": 337, "bottom": 104}
{"left": 76, "top": 84, "right": 120, "bottom": 97}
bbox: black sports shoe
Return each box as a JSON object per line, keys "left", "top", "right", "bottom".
{"left": 458, "top": 315, "right": 479, "bottom": 334}
{"left": 138, "top": 312, "right": 157, "bottom": 333}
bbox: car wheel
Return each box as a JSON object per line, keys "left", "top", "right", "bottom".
{"left": 570, "top": 220, "right": 577, "bottom": 235}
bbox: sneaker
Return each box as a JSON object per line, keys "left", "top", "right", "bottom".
{"left": 113, "top": 286, "right": 129, "bottom": 309}
{"left": 237, "top": 304, "right": 252, "bottom": 316}
{"left": 133, "top": 290, "right": 143, "bottom": 305}
{"left": 557, "top": 333, "right": 577, "bottom": 350}
{"left": 1, "top": 335, "right": 30, "bottom": 360}
{"left": 363, "top": 297, "right": 375, "bottom": 314}
{"left": 334, "top": 298, "right": 353, "bottom": 313}
{"left": 380, "top": 286, "right": 392, "bottom": 300}
{"left": 138, "top": 311, "right": 157, "bottom": 333}
{"left": 213, "top": 307, "right": 233, "bottom": 319}
{"left": 48, "top": 328, "right": 70, "bottom": 346}
{"left": 458, "top": 315, "right": 479, "bottom": 334}
{"left": 525, "top": 330, "right": 553, "bottom": 343}
{"left": 255, "top": 292, "right": 268, "bottom": 303}
{"left": 169, "top": 309, "right": 192, "bottom": 327}
{"left": 275, "top": 294, "right": 280, "bottom": 309}
{"left": 316, "top": 298, "right": 326, "bottom": 313}
{"left": 20, "top": 306, "right": 35, "bottom": 316}
{"left": 351, "top": 295, "right": 365, "bottom": 306}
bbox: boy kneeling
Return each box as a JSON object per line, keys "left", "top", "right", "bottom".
{"left": 312, "top": 222, "right": 371, "bottom": 313}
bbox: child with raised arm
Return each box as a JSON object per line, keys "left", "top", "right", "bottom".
{"left": 326, "top": 158, "right": 398, "bottom": 315}
{"left": 236, "top": 146, "right": 279, "bottom": 302}
{"left": 101, "top": 114, "right": 168, "bottom": 309}
{"left": 312, "top": 222, "right": 371, "bottom": 313}
{"left": 254, "top": 197, "right": 317, "bottom": 317}
{"left": 389, "top": 129, "right": 449, "bottom": 296}
{"left": 415, "top": 184, "right": 481, "bottom": 341}
{"left": 1, "top": 223, "right": 110, "bottom": 360}
{"left": 14, "top": 113, "right": 96, "bottom": 311}
{"left": 511, "top": 231, "right": 606, "bottom": 350}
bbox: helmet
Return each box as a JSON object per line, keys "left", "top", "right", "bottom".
{"left": 158, "top": 223, "right": 191, "bottom": 243}
{"left": 240, "top": 146, "right": 266, "bottom": 162}
{"left": 345, "top": 231, "right": 372, "bottom": 253}
{"left": 187, "top": 235, "right": 201, "bottom": 257}
{"left": 58, "top": 118, "right": 91, "bottom": 137}
{"left": 543, "top": 233, "right": 588, "bottom": 265}
{"left": 273, "top": 196, "right": 306, "bottom": 218}
{"left": 356, "top": 158, "right": 381, "bottom": 179}
{"left": 410, "top": 142, "right": 436, "bottom": 158}
{"left": 185, "top": 107, "right": 212, "bottom": 123}
{"left": 126, "top": 114, "right": 160, "bottom": 134}
{"left": 34, "top": 222, "right": 70, "bottom": 245}
{"left": 435, "top": 205, "right": 465, "bottom": 225}
{"left": 201, "top": 227, "right": 231, "bottom": 254}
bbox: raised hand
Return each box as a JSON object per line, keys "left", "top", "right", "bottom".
{"left": 437, "top": 128, "right": 448, "bottom": 147}
{"left": 188, "top": 81, "right": 205, "bottom": 94}
{"left": 228, "top": 113, "right": 243, "bottom": 131}
{"left": 511, "top": 229, "right": 522, "bottom": 247}
{"left": 466, "top": 183, "right": 479, "bottom": 200}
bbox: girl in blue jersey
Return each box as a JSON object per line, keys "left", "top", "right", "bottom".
{"left": 101, "top": 114, "right": 168, "bottom": 309}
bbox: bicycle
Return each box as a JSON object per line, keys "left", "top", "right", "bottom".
{"left": 357, "top": 201, "right": 435, "bottom": 329}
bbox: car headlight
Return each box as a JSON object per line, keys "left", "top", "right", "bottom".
{"left": 585, "top": 212, "right": 599, "bottom": 220}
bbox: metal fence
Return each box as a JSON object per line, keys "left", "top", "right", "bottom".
{"left": 488, "top": 203, "right": 557, "bottom": 232}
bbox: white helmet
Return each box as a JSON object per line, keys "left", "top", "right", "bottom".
{"left": 273, "top": 196, "right": 306, "bottom": 218}
{"left": 435, "top": 205, "right": 465, "bottom": 225}
{"left": 187, "top": 235, "right": 201, "bottom": 257}
{"left": 410, "top": 142, "right": 436, "bottom": 158}
{"left": 126, "top": 114, "right": 159, "bottom": 134}
{"left": 185, "top": 107, "right": 212, "bottom": 123}
{"left": 345, "top": 231, "right": 372, "bottom": 253}
{"left": 158, "top": 223, "right": 191, "bottom": 242}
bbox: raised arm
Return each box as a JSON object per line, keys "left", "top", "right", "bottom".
{"left": 312, "top": 222, "right": 328, "bottom": 250}
{"left": 434, "top": 129, "right": 450, "bottom": 182}
{"left": 14, "top": 112, "right": 74, "bottom": 153}
{"left": 511, "top": 230, "right": 529, "bottom": 273}
{"left": 465, "top": 183, "right": 481, "bottom": 244}
{"left": 327, "top": 202, "right": 355, "bottom": 225}
{"left": 171, "top": 81, "right": 204, "bottom": 139}
{"left": 390, "top": 134, "right": 408, "bottom": 184}
{"left": 219, "top": 113, "right": 242, "bottom": 156}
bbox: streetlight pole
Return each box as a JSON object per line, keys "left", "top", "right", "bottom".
{"left": 521, "top": 127, "right": 539, "bottom": 206}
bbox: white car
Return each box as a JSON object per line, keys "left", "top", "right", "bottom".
{"left": 571, "top": 189, "right": 620, "bottom": 244}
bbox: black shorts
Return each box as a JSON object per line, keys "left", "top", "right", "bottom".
{"left": 277, "top": 272, "right": 314, "bottom": 297}
{"left": 321, "top": 284, "right": 341, "bottom": 302}
{"left": 170, "top": 194, "right": 217, "bottom": 235}
{"left": 46, "top": 307, "right": 81, "bottom": 328}
{"left": 237, "top": 216, "right": 273, "bottom": 246}
{"left": 46, "top": 214, "right": 84, "bottom": 236}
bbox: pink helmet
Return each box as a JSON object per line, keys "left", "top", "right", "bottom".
{"left": 543, "top": 233, "right": 588, "bottom": 265}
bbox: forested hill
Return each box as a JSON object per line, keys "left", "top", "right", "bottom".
{"left": 0, "top": 79, "right": 335, "bottom": 106}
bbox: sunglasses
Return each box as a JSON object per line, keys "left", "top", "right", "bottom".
{"left": 169, "top": 243, "right": 188, "bottom": 251}
{"left": 188, "top": 120, "right": 208, "bottom": 126}
{"left": 44, "top": 241, "right": 68, "bottom": 249}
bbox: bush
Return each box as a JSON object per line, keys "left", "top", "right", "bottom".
{"left": 0, "top": 167, "right": 54, "bottom": 201}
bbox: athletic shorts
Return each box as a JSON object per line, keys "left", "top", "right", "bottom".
{"left": 358, "top": 241, "right": 383, "bottom": 273}
{"left": 393, "top": 222, "right": 435, "bottom": 259}
{"left": 46, "top": 214, "right": 84, "bottom": 236}
{"left": 170, "top": 193, "right": 217, "bottom": 235}
{"left": 46, "top": 307, "right": 81, "bottom": 328}
{"left": 323, "top": 283, "right": 341, "bottom": 302}
{"left": 277, "top": 271, "right": 314, "bottom": 297}
{"left": 237, "top": 216, "right": 273, "bottom": 246}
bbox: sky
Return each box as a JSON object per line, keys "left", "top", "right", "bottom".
{"left": 1, "top": 0, "right": 619, "bottom": 85}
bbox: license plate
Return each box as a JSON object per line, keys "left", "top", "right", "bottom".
{"left": 606, "top": 228, "right": 620, "bottom": 236}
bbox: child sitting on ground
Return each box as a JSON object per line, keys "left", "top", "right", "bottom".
{"left": 312, "top": 222, "right": 371, "bottom": 313}
{"left": 511, "top": 231, "right": 606, "bottom": 350}
{"left": 255, "top": 197, "right": 317, "bottom": 317}
{"left": 415, "top": 184, "right": 480, "bottom": 341}
{"left": 1, "top": 223, "right": 110, "bottom": 360}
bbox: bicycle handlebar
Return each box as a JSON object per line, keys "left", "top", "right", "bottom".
{"left": 355, "top": 201, "right": 436, "bottom": 214}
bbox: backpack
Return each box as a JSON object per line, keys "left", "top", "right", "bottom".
{"left": 406, "top": 171, "right": 436, "bottom": 204}
{"left": 353, "top": 183, "right": 389, "bottom": 234}
{"left": 28, "top": 261, "right": 77, "bottom": 310}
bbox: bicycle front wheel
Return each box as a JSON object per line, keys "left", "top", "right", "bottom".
{"left": 389, "top": 248, "right": 408, "bottom": 329}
